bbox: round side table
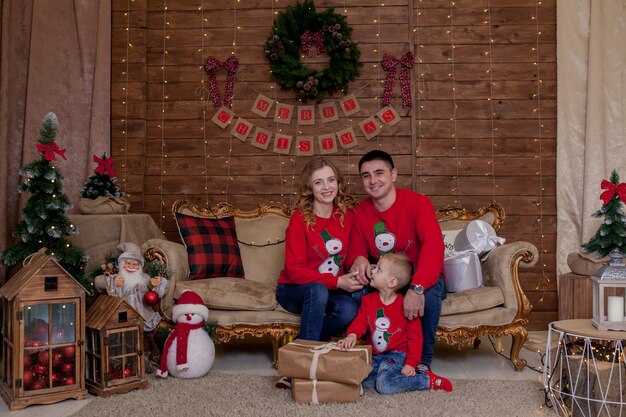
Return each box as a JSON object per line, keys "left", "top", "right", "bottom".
{"left": 543, "top": 319, "right": 625, "bottom": 417}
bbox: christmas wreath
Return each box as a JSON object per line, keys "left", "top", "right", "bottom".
{"left": 264, "top": 0, "right": 361, "bottom": 101}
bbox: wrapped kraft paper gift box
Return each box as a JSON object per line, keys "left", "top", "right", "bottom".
{"left": 278, "top": 340, "right": 372, "bottom": 386}
{"left": 291, "top": 378, "right": 362, "bottom": 404}
{"left": 443, "top": 251, "right": 483, "bottom": 292}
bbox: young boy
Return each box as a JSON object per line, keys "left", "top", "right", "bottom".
{"left": 337, "top": 253, "right": 452, "bottom": 395}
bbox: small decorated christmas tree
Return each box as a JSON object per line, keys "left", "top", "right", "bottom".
{"left": 0, "top": 112, "right": 88, "bottom": 284}
{"left": 80, "top": 153, "right": 123, "bottom": 199}
{"left": 581, "top": 169, "right": 626, "bottom": 258}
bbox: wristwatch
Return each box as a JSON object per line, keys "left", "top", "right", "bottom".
{"left": 409, "top": 284, "right": 424, "bottom": 295}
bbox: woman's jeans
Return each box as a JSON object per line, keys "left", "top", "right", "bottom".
{"left": 362, "top": 351, "right": 430, "bottom": 395}
{"left": 276, "top": 283, "right": 358, "bottom": 341}
{"left": 352, "top": 276, "right": 446, "bottom": 367}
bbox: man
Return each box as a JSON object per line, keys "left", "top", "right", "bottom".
{"left": 346, "top": 150, "right": 445, "bottom": 369}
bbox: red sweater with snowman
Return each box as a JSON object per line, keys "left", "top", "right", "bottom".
{"left": 346, "top": 189, "right": 444, "bottom": 290}
{"left": 346, "top": 292, "right": 423, "bottom": 368}
{"left": 277, "top": 208, "right": 353, "bottom": 289}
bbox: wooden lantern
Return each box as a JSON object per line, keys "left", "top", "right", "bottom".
{"left": 85, "top": 295, "right": 148, "bottom": 397}
{"left": 591, "top": 277, "right": 626, "bottom": 331}
{"left": 0, "top": 253, "right": 87, "bottom": 410}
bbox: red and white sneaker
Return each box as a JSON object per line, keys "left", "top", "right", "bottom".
{"left": 275, "top": 376, "right": 291, "bottom": 389}
{"left": 426, "top": 370, "right": 453, "bottom": 392}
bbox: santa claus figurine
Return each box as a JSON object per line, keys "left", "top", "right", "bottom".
{"left": 103, "top": 242, "right": 169, "bottom": 332}
{"left": 156, "top": 290, "right": 215, "bottom": 378}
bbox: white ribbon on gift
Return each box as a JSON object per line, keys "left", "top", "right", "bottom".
{"left": 290, "top": 341, "right": 371, "bottom": 403}
{"left": 455, "top": 220, "right": 506, "bottom": 260}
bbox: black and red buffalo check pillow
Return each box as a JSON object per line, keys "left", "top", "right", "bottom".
{"left": 175, "top": 212, "right": 244, "bottom": 280}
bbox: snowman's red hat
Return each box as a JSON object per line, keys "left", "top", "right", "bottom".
{"left": 172, "top": 290, "right": 209, "bottom": 322}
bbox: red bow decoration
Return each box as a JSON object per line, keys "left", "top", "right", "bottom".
{"left": 36, "top": 141, "right": 67, "bottom": 161}
{"left": 204, "top": 56, "right": 239, "bottom": 108}
{"left": 600, "top": 179, "right": 626, "bottom": 205}
{"left": 300, "top": 30, "right": 326, "bottom": 55}
{"left": 381, "top": 52, "right": 414, "bottom": 107}
{"left": 93, "top": 155, "right": 117, "bottom": 177}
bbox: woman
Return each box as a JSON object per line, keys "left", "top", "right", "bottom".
{"left": 276, "top": 157, "right": 363, "bottom": 342}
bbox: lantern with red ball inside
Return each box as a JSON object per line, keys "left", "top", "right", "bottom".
{"left": 0, "top": 252, "right": 87, "bottom": 410}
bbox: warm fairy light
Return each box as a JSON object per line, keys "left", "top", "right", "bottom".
{"left": 159, "top": 0, "right": 168, "bottom": 230}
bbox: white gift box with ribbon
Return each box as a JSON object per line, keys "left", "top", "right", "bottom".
{"left": 443, "top": 250, "right": 483, "bottom": 292}
{"left": 454, "top": 219, "right": 506, "bottom": 259}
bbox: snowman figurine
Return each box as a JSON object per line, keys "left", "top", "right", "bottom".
{"left": 371, "top": 308, "right": 393, "bottom": 353}
{"left": 374, "top": 222, "right": 396, "bottom": 256}
{"left": 156, "top": 290, "right": 215, "bottom": 379}
{"left": 317, "top": 229, "right": 344, "bottom": 276}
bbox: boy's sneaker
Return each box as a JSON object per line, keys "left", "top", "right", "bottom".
{"left": 426, "top": 370, "right": 453, "bottom": 392}
{"left": 275, "top": 376, "right": 291, "bottom": 389}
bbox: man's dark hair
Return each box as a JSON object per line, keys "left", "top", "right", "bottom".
{"left": 358, "top": 150, "right": 395, "bottom": 172}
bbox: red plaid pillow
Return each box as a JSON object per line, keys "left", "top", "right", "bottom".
{"left": 175, "top": 213, "right": 244, "bottom": 280}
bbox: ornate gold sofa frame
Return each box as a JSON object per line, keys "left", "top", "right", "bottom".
{"left": 143, "top": 200, "right": 537, "bottom": 370}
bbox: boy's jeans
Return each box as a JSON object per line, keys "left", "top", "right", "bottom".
{"left": 362, "top": 351, "right": 430, "bottom": 395}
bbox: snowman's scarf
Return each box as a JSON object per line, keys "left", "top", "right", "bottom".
{"left": 159, "top": 321, "right": 204, "bottom": 373}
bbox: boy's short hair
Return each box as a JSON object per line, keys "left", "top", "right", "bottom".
{"left": 381, "top": 253, "right": 414, "bottom": 289}
{"left": 358, "top": 150, "right": 395, "bottom": 172}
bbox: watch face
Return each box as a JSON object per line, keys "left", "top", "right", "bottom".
{"left": 411, "top": 284, "right": 424, "bottom": 294}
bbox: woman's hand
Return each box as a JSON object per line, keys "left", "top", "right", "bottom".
{"left": 337, "top": 333, "right": 357, "bottom": 350}
{"left": 336, "top": 271, "right": 364, "bottom": 292}
{"left": 350, "top": 256, "right": 372, "bottom": 285}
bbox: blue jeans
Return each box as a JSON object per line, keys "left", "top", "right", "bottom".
{"left": 363, "top": 351, "right": 430, "bottom": 395}
{"left": 276, "top": 283, "right": 358, "bottom": 341}
{"left": 352, "top": 276, "right": 446, "bottom": 366}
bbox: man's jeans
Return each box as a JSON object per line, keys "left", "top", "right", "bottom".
{"left": 362, "top": 351, "right": 430, "bottom": 395}
{"left": 276, "top": 283, "right": 358, "bottom": 341}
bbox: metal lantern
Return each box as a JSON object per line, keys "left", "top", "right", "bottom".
{"left": 0, "top": 253, "right": 87, "bottom": 411}
{"left": 85, "top": 295, "right": 148, "bottom": 397}
{"left": 592, "top": 251, "right": 626, "bottom": 331}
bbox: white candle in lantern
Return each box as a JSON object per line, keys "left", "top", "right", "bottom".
{"left": 607, "top": 296, "right": 624, "bottom": 322}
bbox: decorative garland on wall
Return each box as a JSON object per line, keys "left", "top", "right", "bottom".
{"left": 264, "top": 0, "right": 361, "bottom": 101}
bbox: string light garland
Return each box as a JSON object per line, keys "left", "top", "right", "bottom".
{"left": 532, "top": 1, "right": 549, "bottom": 300}
{"left": 485, "top": 2, "right": 497, "bottom": 201}
{"left": 223, "top": 0, "right": 238, "bottom": 202}
{"left": 159, "top": 1, "right": 169, "bottom": 230}
{"left": 199, "top": 1, "right": 211, "bottom": 207}
{"left": 120, "top": 0, "right": 132, "bottom": 196}
{"left": 414, "top": 2, "right": 424, "bottom": 192}
{"left": 448, "top": 1, "right": 461, "bottom": 206}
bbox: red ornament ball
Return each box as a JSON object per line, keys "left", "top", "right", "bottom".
{"left": 37, "top": 350, "right": 50, "bottom": 364}
{"left": 143, "top": 290, "right": 160, "bottom": 306}
{"left": 61, "top": 362, "right": 74, "bottom": 375}
{"left": 23, "top": 370, "right": 34, "bottom": 387}
{"left": 24, "top": 354, "right": 33, "bottom": 368}
{"left": 64, "top": 376, "right": 75, "bottom": 386}
{"left": 123, "top": 365, "right": 135, "bottom": 378}
{"left": 52, "top": 352, "right": 63, "bottom": 367}
{"left": 31, "top": 379, "right": 46, "bottom": 391}
{"left": 33, "top": 363, "right": 47, "bottom": 377}
{"left": 62, "top": 345, "right": 75, "bottom": 358}
{"left": 51, "top": 372, "right": 61, "bottom": 384}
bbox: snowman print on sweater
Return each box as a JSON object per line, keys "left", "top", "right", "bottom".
{"left": 371, "top": 308, "right": 395, "bottom": 353}
{"left": 317, "top": 229, "right": 344, "bottom": 276}
{"left": 374, "top": 221, "right": 396, "bottom": 256}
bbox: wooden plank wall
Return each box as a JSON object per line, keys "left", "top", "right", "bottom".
{"left": 111, "top": 0, "right": 556, "bottom": 330}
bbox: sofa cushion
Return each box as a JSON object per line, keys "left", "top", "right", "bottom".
{"left": 175, "top": 213, "right": 244, "bottom": 280}
{"left": 175, "top": 277, "right": 277, "bottom": 311}
{"left": 440, "top": 286, "right": 504, "bottom": 316}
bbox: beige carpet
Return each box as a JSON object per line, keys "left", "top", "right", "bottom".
{"left": 71, "top": 373, "right": 549, "bottom": 417}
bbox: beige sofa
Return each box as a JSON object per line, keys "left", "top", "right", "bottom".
{"left": 142, "top": 200, "right": 538, "bottom": 371}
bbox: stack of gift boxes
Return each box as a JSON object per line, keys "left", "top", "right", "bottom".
{"left": 278, "top": 339, "right": 372, "bottom": 404}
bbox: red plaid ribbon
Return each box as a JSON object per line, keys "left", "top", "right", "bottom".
{"left": 204, "top": 56, "right": 239, "bottom": 108}
{"left": 381, "top": 52, "right": 414, "bottom": 107}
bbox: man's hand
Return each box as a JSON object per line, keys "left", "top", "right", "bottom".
{"left": 336, "top": 271, "right": 364, "bottom": 292}
{"left": 403, "top": 290, "right": 425, "bottom": 320}
{"left": 350, "top": 256, "right": 372, "bottom": 286}
{"left": 114, "top": 276, "right": 125, "bottom": 287}
{"left": 401, "top": 365, "right": 416, "bottom": 377}
{"left": 337, "top": 333, "right": 357, "bottom": 350}
{"left": 150, "top": 277, "right": 161, "bottom": 287}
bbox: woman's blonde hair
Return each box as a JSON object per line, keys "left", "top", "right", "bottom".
{"left": 295, "top": 157, "right": 355, "bottom": 228}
